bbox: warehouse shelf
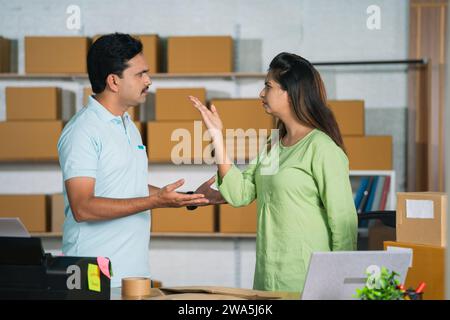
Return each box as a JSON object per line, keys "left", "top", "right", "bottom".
{"left": 349, "top": 170, "right": 396, "bottom": 211}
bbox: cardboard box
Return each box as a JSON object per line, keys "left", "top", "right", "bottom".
{"left": 147, "top": 121, "right": 211, "bottom": 163}
{"left": 168, "top": 36, "right": 233, "bottom": 73}
{"left": 0, "top": 36, "right": 11, "bottom": 72}
{"left": 384, "top": 241, "right": 445, "bottom": 300}
{"left": 368, "top": 220, "right": 396, "bottom": 250}
{"left": 0, "top": 195, "right": 49, "bottom": 232}
{"left": 155, "top": 88, "right": 205, "bottom": 121}
{"left": 396, "top": 192, "right": 447, "bottom": 247}
{"left": 6, "top": 87, "right": 61, "bottom": 120}
{"left": 0, "top": 121, "right": 62, "bottom": 161}
{"left": 343, "top": 136, "right": 392, "bottom": 170}
{"left": 156, "top": 286, "right": 286, "bottom": 300}
{"left": 219, "top": 201, "right": 257, "bottom": 233}
{"left": 25, "top": 37, "right": 89, "bottom": 73}
{"left": 151, "top": 205, "right": 215, "bottom": 233}
{"left": 327, "top": 100, "right": 364, "bottom": 136}
{"left": 83, "top": 87, "right": 140, "bottom": 120}
{"left": 50, "top": 194, "right": 65, "bottom": 233}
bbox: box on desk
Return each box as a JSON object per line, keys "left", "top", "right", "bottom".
{"left": 384, "top": 241, "right": 445, "bottom": 300}
{"left": 396, "top": 192, "right": 447, "bottom": 247}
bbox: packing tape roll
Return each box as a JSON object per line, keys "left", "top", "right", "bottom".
{"left": 121, "top": 277, "right": 151, "bottom": 298}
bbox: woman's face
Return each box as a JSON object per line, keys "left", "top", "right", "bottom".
{"left": 259, "top": 72, "right": 290, "bottom": 118}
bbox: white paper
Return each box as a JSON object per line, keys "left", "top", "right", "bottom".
{"left": 386, "top": 246, "right": 413, "bottom": 268}
{"left": 406, "top": 199, "right": 434, "bottom": 219}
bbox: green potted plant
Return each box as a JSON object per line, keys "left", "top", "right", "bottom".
{"left": 355, "top": 267, "right": 404, "bottom": 300}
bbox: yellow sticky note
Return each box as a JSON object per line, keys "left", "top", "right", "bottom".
{"left": 87, "top": 263, "right": 101, "bottom": 292}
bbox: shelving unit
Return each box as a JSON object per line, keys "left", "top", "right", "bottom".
{"left": 350, "top": 170, "right": 396, "bottom": 211}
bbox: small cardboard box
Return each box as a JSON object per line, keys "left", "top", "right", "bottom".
{"left": 396, "top": 192, "right": 447, "bottom": 247}
{"left": 83, "top": 87, "right": 140, "bottom": 120}
{"left": 219, "top": 201, "right": 257, "bottom": 233}
{"left": 0, "top": 195, "right": 49, "bottom": 232}
{"left": 25, "top": 36, "right": 89, "bottom": 74}
{"left": 327, "top": 100, "right": 364, "bottom": 136}
{"left": 168, "top": 36, "right": 233, "bottom": 73}
{"left": 147, "top": 121, "right": 211, "bottom": 163}
{"left": 343, "top": 136, "right": 392, "bottom": 170}
{"left": 50, "top": 193, "right": 65, "bottom": 233}
{"left": 151, "top": 205, "right": 215, "bottom": 233}
{"left": 155, "top": 88, "right": 205, "bottom": 121}
{"left": 0, "top": 36, "right": 11, "bottom": 72}
{"left": 6, "top": 87, "right": 61, "bottom": 120}
{"left": 384, "top": 241, "right": 445, "bottom": 300}
{"left": 0, "top": 121, "right": 62, "bottom": 161}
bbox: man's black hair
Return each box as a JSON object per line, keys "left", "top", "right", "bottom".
{"left": 87, "top": 33, "right": 143, "bottom": 94}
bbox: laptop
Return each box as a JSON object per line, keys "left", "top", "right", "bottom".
{"left": 301, "top": 251, "right": 412, "bottom": 300}
{"left": 0, "top": 218, "right": 31, "bottom": 238}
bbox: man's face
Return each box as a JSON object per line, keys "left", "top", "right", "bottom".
{"left": 117, "top": 53, "right": 152, "bottom": 107}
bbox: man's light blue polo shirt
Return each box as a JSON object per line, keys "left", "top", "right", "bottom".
{"left": 57, "top": 96, "right": 150, "bottom": 287}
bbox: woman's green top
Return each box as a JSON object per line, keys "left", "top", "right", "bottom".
{"left": 217, "top": 129, "right": 358, "bottom": 292}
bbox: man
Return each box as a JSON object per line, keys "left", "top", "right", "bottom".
{"left": 57, "top": 33, "right": 223, "bottom": 287}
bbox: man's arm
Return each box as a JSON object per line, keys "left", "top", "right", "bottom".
{"left": 66, "top": 177, "right": 209, "bottom": 222}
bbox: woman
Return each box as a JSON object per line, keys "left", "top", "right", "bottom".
{"left": 189, "top": 52, "right": 357, "bottom": 293}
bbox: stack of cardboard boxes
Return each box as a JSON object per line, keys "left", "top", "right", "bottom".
{"left": 149, "top": 87, "right": 216, "bottom": 233}
{"left": 0, "top": 87, "right": 63, "bottom": 161}
{"left": 0, "top": 193, "right": 65, "bottom": 233}
{"left": 328, "top": 100, "right": 393, "bottom": 171}
{"left": 0, "top": 86, "right": 64, "bottom": 232}
{"left": 384, "top": 192, "right": 447, "bottom": 300}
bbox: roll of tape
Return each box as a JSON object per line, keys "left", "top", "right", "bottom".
{"left": 121, "top": 277, "right": 151, "bottom": 299}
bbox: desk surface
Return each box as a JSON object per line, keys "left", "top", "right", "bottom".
{"left": 111, "top": 288, "right": 300, "bottom": 300}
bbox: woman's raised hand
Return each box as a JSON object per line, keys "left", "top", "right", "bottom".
{"left": 188, "top": 96, "right": 223, "bottom": 139}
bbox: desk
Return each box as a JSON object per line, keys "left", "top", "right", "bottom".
{"left": 110, "top": 287, "right": 299, "bottom": 300}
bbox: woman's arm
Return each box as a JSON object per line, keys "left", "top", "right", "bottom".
{"left": 189, "top": 96, "right": 257, "bottom": 207}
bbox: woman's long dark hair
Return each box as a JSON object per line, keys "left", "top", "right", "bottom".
{"left": 269, "top": 52, "right": 346, "bottom": 153}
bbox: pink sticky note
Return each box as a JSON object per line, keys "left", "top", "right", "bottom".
{"left": 97, "top": 256, "right": 111, "bottom": 279}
